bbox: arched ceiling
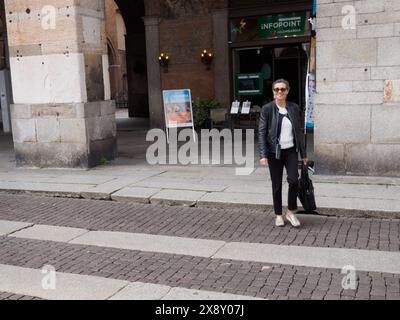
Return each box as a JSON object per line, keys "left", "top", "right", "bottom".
{"left": 113, "top": 0, "right": 145, "bottom": 34}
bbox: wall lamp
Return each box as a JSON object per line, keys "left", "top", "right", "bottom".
{"left": 200, "top": 49, "right": 213, "bottom": 69}
{"left": 159, "top": 52, "right": 169, "bottom": 72}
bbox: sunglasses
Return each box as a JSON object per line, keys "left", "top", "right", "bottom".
{"left": 273, "top": 87, "right": 288, "bottom": 93}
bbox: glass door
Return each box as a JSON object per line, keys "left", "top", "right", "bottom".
{"left": 232, "top": 43, "right": 308, "bottom": 110}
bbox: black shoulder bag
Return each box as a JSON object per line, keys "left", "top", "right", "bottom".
{"left": 298, "top": 163, "right": 317, "bottom": 214}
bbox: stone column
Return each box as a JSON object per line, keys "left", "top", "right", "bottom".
{"left": 143, "top": 16, "right": 164, "bottom": 129}
{"left": 212, "top": 9, "right": 230, "bottom": 109}
{"left": 314, "top": 0, "right": 400, "bottom": 177}
{"left": 6, "top": 0, "right": 116, "bottom": 168}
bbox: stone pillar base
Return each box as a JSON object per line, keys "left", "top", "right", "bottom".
{"left": 11, "top": 101, "right": 117, "bottom": 168}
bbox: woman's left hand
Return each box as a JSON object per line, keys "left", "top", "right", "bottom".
{"left": 303, "top": 158, "right": 309, "bottom": 165}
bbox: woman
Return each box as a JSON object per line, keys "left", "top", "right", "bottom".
{"left": 258, "top": 79, "right": 308, "bottom": 227}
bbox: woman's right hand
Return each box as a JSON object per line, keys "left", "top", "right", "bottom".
{"left": 260, "top": 158, "right": 269, "bottom": 166}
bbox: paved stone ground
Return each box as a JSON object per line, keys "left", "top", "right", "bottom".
{"left": 2, "top": 130, "right": 400, "bottom": 218}
{"left": 0, "top": 193, "right": 399, "bottom": 300}
{"left": 0, "top": 236, "right": 399, "bottom": 300}
{"left": 0, "top": 193, "right": 398, "bottom": 252}
{"left": 0, "top": 292, "right": 43, "bottom": 300}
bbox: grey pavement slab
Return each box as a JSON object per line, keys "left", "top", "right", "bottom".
{"left": 41, "top": 174, "right": 115, "bottom": 185}
{"left": 0, "top": 173, "right": 60, "bottom": 183}
{"left": 224, "top": 182, "right": 273, "bottom": 193}
{"left": 0, "top": 168, "right": 87, "bottom": 176}
{"left": 162, "top": 287, "right": 263, "bottom": 300}
{"left": 0, "top": 264, "right": 130, "bottom": 300}
{"left": 109, "top": 282, "right": 171, "bottom": 300}
{"left": 111, "top": 186, "right": 162, "bottom": 203}
{"left": 155, "top": 167, "right": 269, "bottom": 181}
{"left": 134, "top": 179, "right": 228, "bottom": 192}
{"left": 202, "top": 173, "right": 270, "bottom": 182}
{"left": 199, "top": 177, "right": 273, "bottom": 186}
{"left": 80, "top": 176, "right": 157, "bottom": 200}
{"left": 150, "top": 189, "right": 207, "bottom": 205}
{"left": 314, "top": 183, "right": 399, "bottom": 200}
{"left": 203, "top": 168, "right": 270, "bottom": 180}
{"left": 0, "top": 181, "right": 94, "bottom": 196}
{"left": 9, "top": 225, "right": 89, "bottom": 242}
{"left": 87, "top": 166, "right": 164, "bottom": 177}
{"left": 156, "top": 171, "right": 210, "bottom": 179}
{"left": 316, "top": 196, "right": 400, "bottom": 212}
{"left": 212, "top": 242, "right": 400, "bottom": 274}
{"left": 0, "top": 220, "right": 33, "bottom": 236}
{"left": 314, "top": 174, "right": 400, "bottom": 186}
{"left": 69, "top": 230, "right": 225, "bottom": 257}
{"left": 132, "top": 176, "right": 205, "bottom": 184}
{"left": 197, "top": 191, "right": 272, "bottom": 209}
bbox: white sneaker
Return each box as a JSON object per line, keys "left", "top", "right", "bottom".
{"left": 286, "top": 212, "right": 301, "bottom": 227}
{"left": 275, "top": 215, "right": 285, "bottom": 227}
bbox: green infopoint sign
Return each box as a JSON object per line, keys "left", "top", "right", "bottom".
{"left": 258, "top": 13, "right": 305, "bottom": 38}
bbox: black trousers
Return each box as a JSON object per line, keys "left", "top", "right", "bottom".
{"left": 267, "top": 147, "right": 299, "bottom": 215}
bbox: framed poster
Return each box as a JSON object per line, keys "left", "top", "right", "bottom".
{"left": 305, "top": 37, "right": 316, "bottom": 129}
{"left": 230, "top": 100, "right": 240, "bottom": 114}
{"left": 163, "top": 89, "right": 194, "bottom": 128}
{"left": 162, "top": 89, "right": 196, "bottom": 143}
{"left": 241, "top": 101, "right": 251, "bottom": 114}
{"left": 305, "top": 73, "right": 315, "bottom": 129}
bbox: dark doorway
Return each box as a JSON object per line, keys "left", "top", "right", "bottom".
{"left": 233, "top": 42, "right": 313, "bottom": 159}
{"left": 233, "top": 44, "right": 308, "bottom": 111}
{"left": 114, "top": 0, "right": 149, "bottom": 118}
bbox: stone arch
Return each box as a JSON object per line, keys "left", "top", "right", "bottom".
{"left": 106, "top": 38, "right": 119, "bottom": 100}
{"left": 111, "top": 0, "right": 149, "bottom": 119}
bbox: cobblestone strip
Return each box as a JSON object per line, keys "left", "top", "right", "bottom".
{"left": 0, "top": 292, "right": 44, "bottom": 300}
{"left": 0, "top": 236, "right": 399, "bottom": 300}
{"left": 0, "top": 194, "right": 398, "bottom": 252}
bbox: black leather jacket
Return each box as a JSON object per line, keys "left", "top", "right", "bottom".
{"left": 258, "top": 101, "right": 307, "bottom": 159}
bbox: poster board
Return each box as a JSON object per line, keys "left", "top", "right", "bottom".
{"left": 162, "top": 89, "right": 196, "bottom": 143}
{"left": 241, "top": 101, "right": 251, "bottom": 114}
{"left": 230, "top": 100, "right": 240, "bottom": 114}
{"left": 305, "top": 73, "right": 315, "bottom": 129}
{"left": 305, "top": 36, "right": 316, "bottom": 129}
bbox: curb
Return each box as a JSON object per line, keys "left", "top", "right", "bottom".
{"left": 0, "top": 188, "right": 82, "bottom": 199}
{"left": 0, "top": 189, "right": 399, "bottom": 220}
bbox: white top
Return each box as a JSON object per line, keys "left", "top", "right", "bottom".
{"left": 278, "top": 107, "right": 295, "bottom": 149}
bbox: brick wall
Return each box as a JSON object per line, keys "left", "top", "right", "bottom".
{"left": 159, "top": 15, "right": 215, "bottom": 100}
{"left": 158, "top": 0, "right": 227, "bottom": 101}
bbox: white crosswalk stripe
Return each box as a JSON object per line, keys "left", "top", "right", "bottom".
{"left": 0, "top": 264, "right": 262, "bottom": 300}
{"left": 2, "top": 219, "right": 400, "bottom": 274}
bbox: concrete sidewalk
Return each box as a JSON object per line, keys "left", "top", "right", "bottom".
{"left": 0, "top": 163, "right": 399, "bottom": 218}
{"left": 1, "top": 120, "right": 400, "bottom": 218}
